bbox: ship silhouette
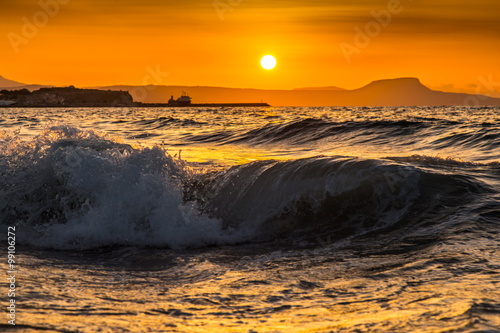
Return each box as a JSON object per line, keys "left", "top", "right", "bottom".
{"left": 168, "top": 92, "right": 192, "bottom": 106}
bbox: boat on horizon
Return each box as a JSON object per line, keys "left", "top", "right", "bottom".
{"left": 168, "top": 92, "right": 192, "bottom": 106}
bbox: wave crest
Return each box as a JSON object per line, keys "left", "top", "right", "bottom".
{"left": 1, "top": 126, "right": 490, "bottom": 250}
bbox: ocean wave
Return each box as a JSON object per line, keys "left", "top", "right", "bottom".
{"left": 190, "top": 156, "right": 489, "bottom": 241}
{"left": 182, "top": 118, "right": 500, "bottom": 156}
{"left": 184, "top": 118, "right": 432, "bottom": 145}
{"left": 386, "top": 155, "right": 500, "bottom": 167}
{"left": 0, "top": 126, "right": 492, "bottom": 250}
{"left": 135, "top": 116, "right": 207, "bottom": 129}
{"left": 0, "top": 126, "right": 238, "bottom": 249}
{"left": 429, "top": 128, "right": 500, "bottom": 150}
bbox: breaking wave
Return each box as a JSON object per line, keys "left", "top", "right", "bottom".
{"left": 0, "top": 126, "right": 493, "bottom": 250}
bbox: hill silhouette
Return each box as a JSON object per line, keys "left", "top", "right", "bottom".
{"left": 100, "top": 78, "right": 500, "bottom": 106}
{"left": 2, "top": 76, "right": 500, "bottom": 106}
{"left": 0, "top": 75, "right": 49, "bottom": 91}
{"left": 0, "top": 75, "right": 26, "bottom": 88}
{"left": 293, "top": 86, "right": 345, "bottom": 91}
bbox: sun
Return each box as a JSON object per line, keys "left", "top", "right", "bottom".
{"left": 261, "top": 55, "right": 277, "bottom": 70}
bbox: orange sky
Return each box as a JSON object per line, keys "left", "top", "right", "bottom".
{"left": 1, "top": 0, "right": 499, "bottom": 95}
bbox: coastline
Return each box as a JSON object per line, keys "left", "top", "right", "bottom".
{"left": 0, "top": 102, "right": 272, "bottom": 108}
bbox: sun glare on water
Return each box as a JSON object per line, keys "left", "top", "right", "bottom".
{"left": 261, "top": 55, "right": 276, "bottom": 70}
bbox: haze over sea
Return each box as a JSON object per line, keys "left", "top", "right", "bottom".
{"left": 1, "top": 106, "right": 499, "bottom": 332}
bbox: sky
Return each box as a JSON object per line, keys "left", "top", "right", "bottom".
{"left": 1, "top": 0, "right": 499, "bottom": 94}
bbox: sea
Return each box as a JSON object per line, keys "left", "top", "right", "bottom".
{"left": 0, "top": 106, "right": 499, "bottom": 332}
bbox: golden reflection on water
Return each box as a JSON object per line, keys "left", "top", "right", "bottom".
{"left": 18, "top": 242, "right": 500, "bottom": 332}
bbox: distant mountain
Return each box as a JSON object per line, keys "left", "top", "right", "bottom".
{"left": 0, "top": 75, "right": 26, "bottom": 88}
{"left": 4, "top": 84, "right": 51, "bottom": 91}
{"left": 3, "top": 74, "right": 499, "bottom": 106}
{"left": 0, "top": 75, "right": 49, "bottom": 91}
{"left": 294, "top": 86, "right": 345, "bottom": 91}
{"left": 346, "top": 77, "right": 500, "bottom": 106}
{"left": 99, "top": 78, "right": 500, "bottom": 106}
